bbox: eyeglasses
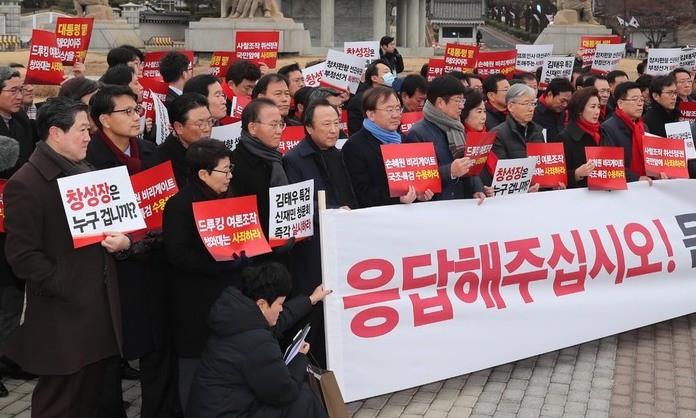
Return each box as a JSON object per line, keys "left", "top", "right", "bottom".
{"left": 620, "top": 97, "right": 645, "bottom": 103}
{"left": 511, "top": 101, "right": 537, "bottom": 107}
{"left": 374, "top": 106, "right": 402, "bottom": 114}
{"left": 255, "top": 121, "right": 286, "bottom": 131}
{"left": 211, "top": 165, "right": 234, "bottom": 175}
{"left": 661, "top": 90, "right": 678, "bottom": 96}
{"left": 186, "top": 118, "right": 215, "bottom": 129}
{"left": 1, "top": 87, "right": 28, "bottom": 96}
{"left": 676, "top": 79, "right": 693, "bottom": 85}
{"left": 109, "top": 105, "right": 145, "bottom": 117}
{"left": 447, "top": 97, "right": 465, "bottom": 106}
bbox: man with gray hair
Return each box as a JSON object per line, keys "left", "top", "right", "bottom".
{"left": 482, "top": 83, "right": 544, "bottom": 188}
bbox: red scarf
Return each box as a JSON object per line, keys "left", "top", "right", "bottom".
{"left": 486, "top": 101, "right": 509, "bottom": 116}
{"left": 574, "top": 117, "right": 601, "bottom": 145}
{"left": 464, "top": 123, "right": 486, "bottom": 134}
{"left": 614, "top": 108, "right": 646, "bottom": 176}
{"left": 539, "top": 94, "right": 567, "bottom": 122}
{"left": 600, "top": 105, "right": 607, "bottom": 121}
{"left": 98, "top": 130, "right": 142, "bottom": 175}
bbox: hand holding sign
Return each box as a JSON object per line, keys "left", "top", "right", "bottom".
{"left": 451, "top": 156, "right": 474, "bottom": 178}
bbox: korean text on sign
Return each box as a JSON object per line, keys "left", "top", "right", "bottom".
{"left": 268, "top": 180, "right": 314, "bottom": 246}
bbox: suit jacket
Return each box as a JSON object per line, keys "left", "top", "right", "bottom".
{"left": 556, "top": 120, "right": 602, "bottom": 188}
{"left": 533, "top": 101, "right": 566, "bottom": 143}
{"left": 600, "top": 116, "right": 650, "bottom": 182}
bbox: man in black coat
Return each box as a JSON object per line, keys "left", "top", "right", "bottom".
{"left": 533, "top": 77, "right": 573, "bottom": 142}
{"left": 379, "top": 36, "right": 404, "bottom": 75}
{"left": 159, "top": 51, "right": 193, "bottom": 106}
{"left": 643, "top": 75, "right": 679, "bottom": 137}
{"left": 483, "top": 73, "right": 510, "bottom": 131}
{"left": 345, "top": 59, "right": 393, "bottom": 136}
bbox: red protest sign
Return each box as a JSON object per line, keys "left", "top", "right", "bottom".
{"left": 139, "top": 78, "right": 169, "bottom": 120}
{"left": 340, "top": 109, "right": 349, "bottom": 136}
{"left": 444, "top": 43, "right": 478, "bottom": 73}
{"left": 208, "top": 51, "right": 236, "bottom": 77}
{"left": 0, "top": 179, "right": 6, "bottom": 233}
{"left": 476, "top": 50, "right": 517, "bottom": 79}
{"left": 278, "top": 126, "right": 305, "bottom": 155}
{"left": 142, "top": 50, "right": 195, "bottom": 80}
{"left": 526, "top": 142, "right": 568, "bottom": 187}
{"left": 579, "top": 36, "right": 621, "bottom": 66}
{"left": 192, "top": 195, "right": 272, "bottom": 260}
{"left": 585, "top": 146, "right": 627, "bottom": 190}
{"left": 399, "top": 111, "right": 423, "bottom": 135}
{"left": 679, "top": 101, "right": 696, "bottom": 123}
{"left": 26, "top": 30, "right": 64, "bottom": 85}
{"left": 130, "top": 161, "right": 179, "bottom": 230}
{"left": 643, "top": 136, "right": 689, "bottom": 179}
{"left": 235, "top": 31, "right": 279, "bottom": 68}
{"left": 230, "top": 94, "right": 251, "bottom": 119}
{"left": 381, "top": 143, "right": 442, "bottom": 197}
{"left": 464, "top": 131, "right": 497, "bottom": 176}
{"left": 55, "top": 17, "right": 93, "bottom": 65}
{"left": 427, "top": 58, "right": 445, "bottom": 81}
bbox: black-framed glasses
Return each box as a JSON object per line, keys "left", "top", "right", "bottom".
{"left": 185, "top": 118, "right": 215, "bottom": 130}
{"left": 211, "top": 165, "right": 234, "bottom": 175}
{"left": 110, "top": 105, "right": 145, "bottom": 117}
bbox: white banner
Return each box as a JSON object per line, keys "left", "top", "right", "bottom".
{"left": 211, "top": 121, "right": 242, "bottom": 150}
{"left": 58, "top": 166, "right": 146, "bottom": 248}
{"left": 302, "top": 62, "right": 324, "bottom": 87}
{"left": 591, "top": 43, "right": 625, "bottom": 74}
{"left": 491, "top": 156, "right": 536, "bottom": 195}
{"left": 680, "top": 48, "right": 696, "bottom": 72}
{"left": 515, "top": 44, "right": 553, "bottom": 73}
{"left": 665, "top": 121, "right": 696, "bottom": 159}
{"left": 152, "top": 91, "right": 170, "bottom": 146}
{"left": 539, "top": 56, "right": 574, "bottom": 85}
{"left": 647, "top": 48, "right": 682, "bottom": 75}
{"left": 344, "top": 41, "right": 380, "bottom": 61}
{"left": 323, "top": 49, "right": 368, "bottom": 94}
{"left": 321, "top": 180, "right": 696, "bottom": 402}
{"left": 268, "top": 180, "right": 314, "bottom": 240}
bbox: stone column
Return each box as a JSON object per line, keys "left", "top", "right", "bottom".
{"left": 419, "top": 0, "right": 426, "bottom": 47}
{"left": 0, "top": 0, "right": 20, "bottom": 37}
{"left": 397, "top": 0, "right": 407, "bottom": 47}
{"left": 373, "top": 0, "right": 387, "bottom": 41}
{"left": 407, "top": 0, "right": 419, "bottom": 48}
{"left": 320, "top": 0, "right": 334, "bottom": 47}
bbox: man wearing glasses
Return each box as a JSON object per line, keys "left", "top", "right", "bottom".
{"left": 643, "top": 75, "right": 680, "bottom": 137}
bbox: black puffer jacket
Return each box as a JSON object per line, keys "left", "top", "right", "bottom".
{"left": 186, "top": 287, "right": 325, "bottom": 417}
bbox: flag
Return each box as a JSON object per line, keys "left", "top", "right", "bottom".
{"left": 629, "top": 16, "right": 639, "bottom": 28}
{"left": 617, "top": 16, "right": 625, "bottom": 26}
{"left": 546, "top": 14, "right": 554, "bottom": 23}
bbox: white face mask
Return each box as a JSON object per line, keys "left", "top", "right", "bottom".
{"left": 382, "top": 73, "right": 395, "bottom": 87}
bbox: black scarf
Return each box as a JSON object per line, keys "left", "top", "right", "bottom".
{"left": 36, "top": 141, "right": 92, "bottom": 176}
{"left": 239, "top": 130, "right": 288, "bottom": 187}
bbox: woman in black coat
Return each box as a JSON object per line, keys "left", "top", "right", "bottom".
{"left": 556, "top": 87, "right": 603, "bottom": 189}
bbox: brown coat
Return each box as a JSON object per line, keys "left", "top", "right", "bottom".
{"left": 2, "top": 145, "right": 122, "bottom": 375}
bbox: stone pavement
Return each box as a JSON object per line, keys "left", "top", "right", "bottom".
{"left": 1, "top": 314, "right": 696, "bottom": 417}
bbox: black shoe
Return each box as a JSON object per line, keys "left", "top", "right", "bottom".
{"left": 0, "top": 356, "right": 37, "bottom": 380}
{"left": 0, "top": 381, "right": 8, "bottom": 397}
{"left": 120, "top": 361, "right": 140, "bottom": 380}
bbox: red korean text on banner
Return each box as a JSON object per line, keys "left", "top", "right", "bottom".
{"left": 476, "top": 50, "right": 517, "bottom": 79}
{"left": 426, "top": 58, "right": 445, "bottom": 82}
{"left": 130, "top": 161, "right": 179, "bottom": 230}
{"left": 193, "top": 195, "right": 272, "bottom": 260}
{"left": 381, "top": 143, "right": 442, "bottom": 197}
{"left": 679, "top": 101, "right": 696, "bottom": 123}
{"left": 526, "top": 142, "right": 568, "bottom": 187}
{"left": 55, "top": 17, "right": 93, "bottom": 65}
{"left": 26, "top": 30, "right": 64, "bottom": 85}
{"left": 444, "top": 44, "right": 478, "bottom": 73}
{"left": 579, "top": 36, "right": 621, "bottom": 66}
{"left": 208, "top": 51, "right": 237, "bottom": 77}
{"left": 400, "top": 111, "right": 424, "bottom": 135}
{"left": 142, "top": 50, "right": 195, "bottom": 80}
{"left": 278, "top": 126, "right": 305, "bottom": 155}
{"left": 643, "top": 136, "right": 689, "bottom": 179}
{"left": 464, "top": 131, "right": 497, "bottom": 176}
{"left": 0, "top": 179, "right": 6, "bottom": 233}
{"left": 340, "top": 109, "right": 349, "bottom": 136}
{"left": 139, "top": 78, "right": 169, "bottom": 121}
{"left": 585, "top": 146, "right": 627, "bottom": 190}
{"left": 235, "top": 31, "right": 280, "bottom": 68}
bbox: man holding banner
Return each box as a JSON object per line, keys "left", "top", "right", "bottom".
{"left": 3, "top": 97, "right": 130, "bottom": 416}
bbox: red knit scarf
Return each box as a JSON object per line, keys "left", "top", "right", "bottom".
{"left": 574, "top": 117, "right": 601, "bottom": 145}
{"left": 486, "top": 101, "right": 509, "bottom": 116}
{"left": 614, "top": 108, "right": 646, "bottom": 176}
{"left": 98, "top": 130, "right": 142, "bottom": 174}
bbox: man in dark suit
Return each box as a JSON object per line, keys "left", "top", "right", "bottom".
{"left": 159, "top": 51, "right": 193, "bottom": 105}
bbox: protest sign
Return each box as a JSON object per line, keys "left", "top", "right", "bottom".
{"left": 642, "top": 136, "right": 689, "bottom": 179}
{"left": 0, "top": 180, "right": 5, "bottom": 233}
{"left": 526, "top": 142, "right": 568, "bottom": 188}
{"left": 464, "top": 131, "right": 497, "bottom": 176}
{"left": 303, "top": 62, "right": 324, "bottom": 87}
{"left": 476, "top": 50, "right": 517, "bottom": 79}
{"left": 321, "top": 50, "right": 367, "bottom": 94}
{"left": 585, "top": 146, "right": 627, "bottom": 190}
{"left": 426, "top": 58, "right": 445, "bottom": 81}
{"left": 142, "top": 50, "right": 195, "bottom": 80}
{"left": 591, "top": 43, "right": 625, "bottom": 75}
{"left": 207, "top": 51, "right": 236, "bottom": 77}
{"left": 151, "top": 92, "right": 170, "bottom": 145}
{"left": 680, "top": 48, "right": 696, "bottom": 72}
{"left": 55, "top": 17, "right": 93, "bottom": 65}
{"left": 211, "top": 121, "right": 243, "bottom": 150}
{"left": 130, "top": 161, "right": 179, "bottom": 230}
{"left": 139, "top": 78, "right": 169, "bottom": 121}
{"left": 515, "top": 44, "right": 553, "bottom": 73}
{"left": 26, "top": 30, "right": 64, "bottom": 85}
{"left": 678, "top": 101, "right": 696, "bottom": 124}
{"left": 579, "top": 36, "right": 621, "bottom": 66}
{"left": 278, "top": 126, "right": 305, "bottom": 155}
{"left": 646, "top": 48, "right": 682, "bottom": 75}
{"left": 344, "top": 41, "right": 380, "bottom": 61}
{"left": 665, "top": 121, "right": 696, "bottom": 159}
{"left": 381, "top": 143, "right": 441, "bottom": 196}
{"left": 57, "top": 166, "right": 146, "bottom": 248}
{"left": 443, "top": 43, "right": 478, "bottom": 73}
{"left": 490, "top": 157, "right": 536, "bottom": 196}
{"left": 340, "top": 109, "right": 349, "bottom": 137}
{"left": 229, "top": 94, "right": 251, "bottom": 121}
{"left": 539, "top": 56, "right": 575, "bottom": 88}
{"left": 320, "top": 179, "right": 696, "bottom": 402}
{"left": 399, "top": 111, "right": 423, "bottom": 136}
{"left": 268, "top": 180, "right": 314, "bottom": 246}
{"left": 235, "top": 31, "right": 279, "bottom": 68}
{"left": 193, "top": 195, "right": 271, "bottom": 260}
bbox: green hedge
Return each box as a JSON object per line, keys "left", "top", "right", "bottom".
{"left": 484, "top": 18, "right": 538, "bottom": 43}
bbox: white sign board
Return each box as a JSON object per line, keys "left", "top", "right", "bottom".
{"left": 490, "top": 156, "right": 537, "bottom": 196}
{"left": 302, "top": 62, "right": 324, "bottom": 87}
{"left": 591, "top": 43, "right": 625, "bottom": 74}
{"left": 268, "top": 179, "right": 314, "bottom": 241}
{"left": 515, "top": 44, "right": 553, "bottom": 73}
{"left": 647, "top": 48, "right": 682, "bottom": 75}
{"left": 665, "top": 121, "right": 696, "bottom": 160}
{"left": 539, "top": 56, "right": 575, "bottom": 85}
{"left": 323, "top": 49, "right": 368, "bottom": 94}
{"left": 344, "top": 41, "right": 380, "bottom": 61}
{"left": 211, "top": 121, "right": 242, "bottom": 150}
